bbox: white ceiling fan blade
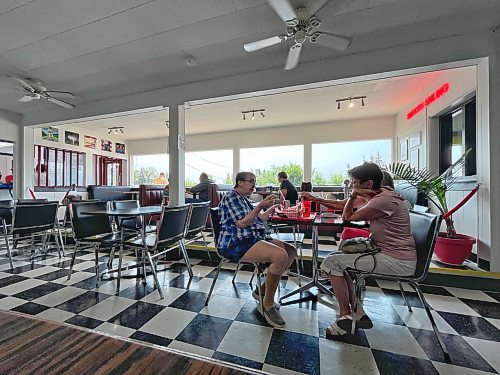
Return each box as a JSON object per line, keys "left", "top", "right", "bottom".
{"left": 18, "top": 95, "right": 35, "bottom": 102}
{"left": 244, "top": 35, "right": 284, "bottom": 52}
{"left": 10, "top": 76, "right": 36, "bottom": 92}
{"left": 312, "top": 31, "right": 352, "bottom": 50}
{"left": 284, "top": 43, "right": 302, "bottom": 70}
{"left": 47, "top": 97, "right": 75, "bottom": 108}
{"left": 44, "top": 90, "right": 75, "bottom": 98}
{"left": 267, "top": 0, "right": 297, "bottom": 24}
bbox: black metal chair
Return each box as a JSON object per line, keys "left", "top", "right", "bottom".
{"left": 128, "top": 205, "right": 193, "bottom": 299}
{"left": 184, "top": 201, "right": 211, "bottom": 260}
{"left": 7, "top": 201, "right": 63, "bottom": 262}
{"left": 270, "top": 226, "right": 304, "bottom": 285}
{"left": 67, "top": 201, "right": 121, "bottom": 288}
{"left": 0, "top": 200, "right": 14, "bottom": 268}
{"left": 205, "top": 208, "right": 265, "bottom": 306}
{"left": 16, "top": 198, "right": 49, "bottom": 204}
{"left": 60, "top": 198, "right": 99, "bottom": 244}
{"left": 345, "top": 211, "right": 448, "bottom": 359}
{"left": 112, "top": 199, "right": 142, "bottom": 232}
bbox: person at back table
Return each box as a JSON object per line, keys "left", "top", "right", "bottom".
{"left": 189, "top": 172, "right": 214, "bottom": 201}
{"left": 152, "top": 172, "right": 168, "bottom": 185}
{"left": 277, "top": 171, "right": 298, "bottom": 205}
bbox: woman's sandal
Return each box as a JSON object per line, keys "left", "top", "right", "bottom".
{"left": 336, "top": 314, "right": 374, "bottom": 332}
{"left": 325, "top": 321, "right": 349, "bottom": 339}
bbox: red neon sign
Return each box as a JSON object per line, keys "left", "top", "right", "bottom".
{"left": 406, "top": 83, "right": 449, "bottom": 120}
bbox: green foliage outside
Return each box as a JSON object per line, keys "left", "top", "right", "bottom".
{"left": 133, "top": 166, "right": 159, "bottom": 185}
{"left": 248, "top": 162, "right": 303, "bottom": 186}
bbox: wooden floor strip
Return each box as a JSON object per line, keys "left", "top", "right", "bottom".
{"left": 0, "top": 311, "right": 257, "bottom": 375}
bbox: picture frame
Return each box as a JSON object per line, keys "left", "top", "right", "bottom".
{"left": 101, "top": 139, "right": 112, "bottom": 152}
{"left": 409, "top": 131, "right": 421, "bottom": 148}
{"left": 410, "top": 148, "right": 419, "bottom": 169}
{"left": 65, "top": 131, "right": 79, "bottom": 146}
{"left": 116, "top": 142, "right": 125, "bottom": 154}
{"left": 400, "top": 139, "right": 408, "bottom": 161}
{"left": 84, "top": 135, "right": 97, "bottom": 149}
{"left": 41, "top": 127, "right": 59, "bottom": 142}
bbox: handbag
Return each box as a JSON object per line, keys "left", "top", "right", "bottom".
{"left": 338, "top": 237, "right": 379, "bottom": 254}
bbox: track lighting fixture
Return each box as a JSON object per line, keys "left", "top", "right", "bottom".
{"left": 242, "top": 109, "right": 266, "bottom": 120}
{"left": 108, "top": 126, "right": 124, "bottom": 134}
{"left": 336, "top": 96, "right": 367, "bottom": 110}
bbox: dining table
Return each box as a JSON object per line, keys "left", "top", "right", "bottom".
{"left": 270, "top": 212, "right": 368, "bottom": 303}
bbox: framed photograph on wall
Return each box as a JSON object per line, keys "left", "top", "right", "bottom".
{"left": 84, "top": 135, "right": 97, "bottom": 149}
{"left": 410, "top": 148, "right": 419, "bottom": 169}
{"left": 65, "top": 131, "right": 79, "bottom": 146}
{"left": 101, "top": 139, "right": 112, "bottom": 152}
{"left": 41, "top": 126, "right": 59, "bottom": 142}
{"left": 409, "top": 131, "right": 421, "bottom": 148}
{"left": 116, "top": 142, "right": 125, "bottom": 154}
{"left": 400, "top": 139, "right": 408, "bottom": 161}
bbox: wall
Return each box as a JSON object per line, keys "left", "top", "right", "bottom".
{"left": 30, "top": 124, "right": 129, "bottom": 189}
{"left": 0, "top": 109, "right": 22, "bottom": 199}
{"left": 128, "top": 116, "right": 396, "bottom": 181}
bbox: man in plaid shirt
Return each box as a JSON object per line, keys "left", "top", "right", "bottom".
{"left": 217, "top": 172, "right": 297, "bottom": 328}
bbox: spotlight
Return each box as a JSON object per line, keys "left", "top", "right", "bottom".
{"left": 260, "top": 111, "right": 265, "bottom": 118}
{"left": 243, "top": 113, "right": 246, "bottom": 120}
{"left": 337, "top": 102, "right": 341, "bottom": 110}
{"left": 361, "top": 98, "right": 365, "bottom": 106}
{"left": 335, "top": 96, "right": 367, "bottom": 110}
{"left": 252, "top": 111, "right": 255, "bottom": 120}
{"left": 242, "top": 109, "right": 265, "bottom": 120}
{"left": 348, "top": 100, "right": 354, "bottom": 108}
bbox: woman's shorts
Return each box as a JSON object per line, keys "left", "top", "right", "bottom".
{"left": 321, "top": 251, "right": 417, "bottom": 277}
{"left": 219, "top": 238, "right": 261, "bottom": 262}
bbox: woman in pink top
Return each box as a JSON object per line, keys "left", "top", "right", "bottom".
{"left": 321, "top": 162, "right": 416, "bottom": 337}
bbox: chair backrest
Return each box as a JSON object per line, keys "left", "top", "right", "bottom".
{"left": 70, "top": 201, "right": 112, "bottom": 240}
{"left": 155, "top": 205, "right": 191, "bottom": 248}
{"left": 0, "top": 200, "right": 13, "bottom": 226}
{"left": 207, "top": 183, "right": 233, "bottom": 208}
{"left": 413, "top": 204, "right": 430, "bottom": 213}
{"left": 210, "top": 208, "right": 220, "bottom": 246}
{"left": 410, "top": 210, "right": 441, "bottom": 280}
{"left": 12, "top": 201, "right": 59, "bottom": 236}
{"left": 113, "top": 199, "right": 141, "bottom": 229}
{"left": 187, "top": 201, "right": 210, "bottom": 237}
{"left": 17, "top": 198, "right": 49, "bottom": 204}
{"left": 63, "top": 199, "right": 99, "bottom": 226}
{"left": 139, "top": 184, "right": 165, "bottom": 207}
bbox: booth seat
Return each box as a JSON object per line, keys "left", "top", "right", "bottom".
{"left": 87, "top": 185, "right": 135, "bottom": 202}
{"left": 139, "top": 184, "right": 165, "bottom": 207}
{"left": 207, "top": 183, "right": 233, "bottom": 208}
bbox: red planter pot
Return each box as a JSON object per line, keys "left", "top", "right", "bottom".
{"left": 434, "top": 232, "right": 476, "bottom": 265}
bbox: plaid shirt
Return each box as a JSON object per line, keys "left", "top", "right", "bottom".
{"left": 218, "top": 189, "right": 268, "bottom": 250}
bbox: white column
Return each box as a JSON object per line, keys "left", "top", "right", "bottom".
{"left": 304, "top": 142, "right": 312, "bottom": 182}
{"left": 168, "top": 104, "right": 186, "bottom": 205}
{"left": 22, "top": 127, "right": 35, "bottom": 199}
{"left": 233, "top": 147, "right": 240, "bottom": 181}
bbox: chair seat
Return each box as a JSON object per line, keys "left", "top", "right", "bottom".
{"left": 81, "top": 232, "right": 127, "bottom": 244}
{"left": 271, "top": 232, "right": 305, "bottom": 244}
{"left": 129, "top": 234, "right": 156, "bottom": 248}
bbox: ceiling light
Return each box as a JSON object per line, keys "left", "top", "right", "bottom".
{"left": 184, "top": 55, "right": 197, "bottom": 67}
{"left": 242, "top": 109, "right": 265, "bottom": 120}
{"left": 336, "top": 96, "right": 367, "bottom": 110}
{"left": 108, "top": 126, "right": 124, "bottom": 134}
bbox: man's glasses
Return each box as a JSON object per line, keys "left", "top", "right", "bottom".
{"left": 243, "top": 179, "right": 256, "bottom": 183}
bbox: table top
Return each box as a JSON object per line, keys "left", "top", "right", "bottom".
{"left": 270, "top": 212, "right": 368, "bottom": 228}
{"left": 82, "top": 206, "right": 162, "bottom": 217}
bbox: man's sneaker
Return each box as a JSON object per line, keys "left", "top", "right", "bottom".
{"left": 252, "top": 288, "right": 280, "bottom": 310}
{"left": 261, "top": 306, "right": 286, "bottom": 328}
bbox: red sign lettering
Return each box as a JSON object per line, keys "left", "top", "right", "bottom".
{"left": 407, "top": 83, "right": 450, "bottom": 120}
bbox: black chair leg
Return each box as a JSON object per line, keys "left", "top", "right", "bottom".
{"left": 2, "top": 221, "right": 13, "bottom": 269}
{"left": 205, "top": 259, "right": 224, "bottom": 306}
{"left": 398, "top": 281, "right": 413, "bottom": 312}
{"left": 410, "top": 281, "right": 450, "bottom": 361}
{"left": 94, "top": 244, "right": 101, "bottom": 288}
{"left": 147, "top": 252, "right": 164, "bottom": 299}
{"left": 67, "top": 242, "right": 79, "bottom": 280}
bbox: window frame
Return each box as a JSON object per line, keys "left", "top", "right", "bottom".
{"left": 34, "top": 145, "right": 86, "bottom": 187}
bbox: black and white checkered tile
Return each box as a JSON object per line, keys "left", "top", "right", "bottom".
{"left": 1, "top": 241, "right": 499, "bottom": 375}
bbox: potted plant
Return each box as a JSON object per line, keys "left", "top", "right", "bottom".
{"left": 389, "top": 148, "right": 480, "bottom": 265}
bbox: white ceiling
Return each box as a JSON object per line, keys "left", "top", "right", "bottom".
{"left": 53, "top": 66, "right": 474, "bottom": 140}
{"left": 0, "top": 0, "right": 498, "bottom": 118}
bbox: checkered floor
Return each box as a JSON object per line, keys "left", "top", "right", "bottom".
{"left": 1, "top": 240, "right": 499, "bottom": 375}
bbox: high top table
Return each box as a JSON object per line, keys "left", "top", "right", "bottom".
{"left": 270, "top": 213, "right": 368, "bottom": 303}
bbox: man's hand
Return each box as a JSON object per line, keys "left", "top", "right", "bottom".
{"left": 301, "top": 192, "right": 316, "bottom": 201}
{"left": 259, "top": 195, "right": 275, "bottom": 209}
{"left": 351, "top": 188, "right": 378, "bottom": 199}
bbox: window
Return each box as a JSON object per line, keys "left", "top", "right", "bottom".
{"left": 240, "top": 145, "right": 303, "bottom": 186}
{"left": 131, "top": 154, "right": 169, "bottom": 185}
{"left": 439, "top": 98, "right": 476, "bottom": 176}
{"left": 34, "top": 145, "right": 86, "bottom": 187}
{"left": 311, "top": 140, "right": 392, "bottom": 185}
{"left": 185, "top": 149, "right": 233, "bottom": 186}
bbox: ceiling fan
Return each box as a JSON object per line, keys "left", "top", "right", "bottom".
{"left": 244, "top": 0, "right": 352, "bottom": 70}
{"left": 9, "top": 76, "right": 76, "bottom": 108}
